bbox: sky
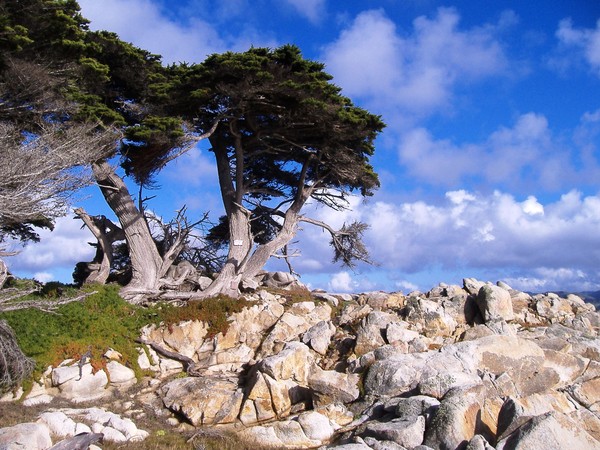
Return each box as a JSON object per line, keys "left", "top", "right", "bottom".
{"left": 7, "top": 0, "right": 600, "bottom": 294}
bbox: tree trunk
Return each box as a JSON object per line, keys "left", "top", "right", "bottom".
{"left": 92, "top": 160, "right": 163, "bottom": 301}
{"left": 200, "top": 207, "right": 252, "bottom": 298}
{"left": 74, "top": 208, "right": 125, "bottom": 284}
{"left": 0, "top": 257, "right": 8, "bottom": 289}
{"left": 241, "top": 208, "right": 301, "bottom": 282}
{"left": 201, "top": 205, "right": 303, "bottom": 298}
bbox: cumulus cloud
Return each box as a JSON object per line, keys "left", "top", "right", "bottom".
{"left": 328, "top": 271, "right": 356, "bottom": 292}
{"left": 78, "top": 0, "right": 277, "bottom": 64}
{"left": 292, "top": 188, "right": 600, "bottom": 293}
{"left": 322, "top": 8, "right": 509, "bottom": 115}
{"left": 6, "top": 214, "right": 96, "bottom": 278}
{"left": 555, "top": 18, "right": 600, "bottom": 76}
{"left": 398, "top": 112, "right": 600, "bottom": 192}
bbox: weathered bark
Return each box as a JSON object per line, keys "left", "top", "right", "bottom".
{"left": 200, "top": 207, "right": 253, "bottom": 297}
{"left": 200, "top": 130, "right": 314, "bottom": 297}
{"left": 74, "top": 208, "right": 125, "bottom": 284}
{"left": 48, "top": 433, "right": 104, "bottom": 450}
{"left": 92, "top": 160, "right": 164, "bottom": 301}
{"left": 0, "top": 258, "right": 8, "bottom": 289}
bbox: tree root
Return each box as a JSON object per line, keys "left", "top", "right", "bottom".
{"left": 135, "top": 338, "right": 202, "bottom": 376}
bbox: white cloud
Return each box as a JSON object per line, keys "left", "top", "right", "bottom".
{"left": 398, "top": 112, "right": 599, "bottom": 192}
{"left": 322, "top": 8, "right": 509, "bottom": 115}
{"left": 6, "top": 214, "right": 96, "bottom": 277}
{"left": 78, "top": 0, "right": 277, "bottom": 64}
{"left": 521, "top": 196, "right": 544, "bottom": 216}
{"left": 33, "top": 272, "right": 54, "bottom": 283}
{"left": 283, "top": 0, "right": 326, "bottom": 23}
{"left": 555, "top": 18, "right": 600, "bottom": 76}
{"left": 328, "top": 271, "right": 356, "bottom": 292}
{"left": 395, "top": 279, "right": 420, "bottom": 293}
{"left": 293, "top": 187, "right": 600, "bottom": 293}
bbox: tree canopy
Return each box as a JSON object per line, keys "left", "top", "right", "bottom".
{"left": 1, "top": 1, "right": 385, "bottom": 299}
{"left": 123, "top": 45, "right": 385, "bottom": 296}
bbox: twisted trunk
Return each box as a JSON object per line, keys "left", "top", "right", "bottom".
{"left": 92, "top": 160, "right": 163, "bottom": 301}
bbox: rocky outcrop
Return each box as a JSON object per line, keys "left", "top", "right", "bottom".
{"left": 3, "top": 277, "right": 600, "bottom": 449}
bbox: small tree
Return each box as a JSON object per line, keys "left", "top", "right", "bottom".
{"left": 126, "top": 45, "right": 385, "bottom": 297}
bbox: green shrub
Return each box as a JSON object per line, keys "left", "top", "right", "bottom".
{"left": 0, "top": 284, "right": 159, "bottom": 379}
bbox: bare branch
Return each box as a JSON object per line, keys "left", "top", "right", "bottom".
{"left": 300, "top": 217, "right": 373, "bottom": 268}
{"left": 0, "top": 291, "right": 97, "bottom": 313}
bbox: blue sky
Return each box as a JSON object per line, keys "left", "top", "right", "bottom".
{"left": 7, "top": 0, "right": 600, "bottom": 294}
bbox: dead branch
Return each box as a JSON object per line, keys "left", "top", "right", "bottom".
{"left": 0, "top": 291, "right": 97, "bottom": 313}
{"left": 135, "top": 338, "right": 199, "bottom": 375}
{"left": 48, "top": 432, "right": 104, "bottom": 450}
{"left": 0, "top": 320, "right": 35, "bottom": 393}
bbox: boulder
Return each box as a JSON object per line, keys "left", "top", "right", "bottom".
{"left": 465, "top": 434, "right": 495, "bottom": 450}
{"left": 463, "top": 278, "right": 487, "bottom": 296}
{"left": 260, "top": 341, "right": 313, "bottom": 384}
{"left": 37, "top": 411, "right": 79, "bottom": 438}
{"left": 105, "top": 361, "right": 136, "bottom": 388}
{"left": 52, "top": 363, "right": 109, "bottom": 403}
{"left": 403, "top": 297, "right": 458, "bottom": 338}
{"left": 0, "top": 423, "right": 52, "bottom": 450}
{"left": 418, "top": 371, "right": 482, "bottom": 399}
{"left": 302, "top": 320, "right": 335, "bottom": 355}
{"left": 362, "top": 416, "right": 425, "bottom": 448}
{"left": 238, "top": 420, "right": 321, "bottom": 449}
{"left": 297, "top": 411, "right": 336, "bottom": 442}
{"left": 308, "top": 367, "right": 360, "bottom": 405}
{"left": 257, "top": 302, "right": 331, "bottom": 358}
{"left": 354, "top": 311, "right": 399, "bottom": 356}
{"left": 476, "top": 284, "right": 514, "bottom": 322}
{"left": 394, "top": 395, "right": 440, "bottom": 420}
{"left": 240, "top": 371, "right": 277, "bottom": 424}
{"left": 160, "top": 376, "right": 243, "bottom": 426}
{"left": 496, "top": 411, "right": 600, "bottom": 449}
{"left": 424, "top": 386, "right": 486, "bottom": 450}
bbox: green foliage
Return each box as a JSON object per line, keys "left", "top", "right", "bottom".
{"left": 0, "top": 284, "right": 158, "bottom": 378}
{"left": 0, "top": 282, "right": 258, "bottom": 386}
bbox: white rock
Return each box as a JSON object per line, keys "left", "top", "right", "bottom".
{"left": 363, "top": 415, "right": 426, "bottom": 448}
{"left": 297, "top": 411, "right": 335, "bottom": 441}
{"left": 105, "top": 360, "right": 136, "bottom": 387}
{"left": 51, "top": 364, "right": 83, "bottom": 386}
{"left": 496, "top": 411, "right": 600, "bottom": 449}
{"left": 57, "top": 366, "right": 109, "bottom": 403}
{"left": 103, "top": 348, "right": 123, "bottom": 360}
{"left": 476, "top": 284, "right": 514, "bottom": 322}
{"left": 38, "top": 411, "right": 77, "bottom": 438}
{"left": 98, "top": 425, "right": 128, "bottom": 443}
{"left": 0, "top": 422, "right": 52, "bottom": 450}
{"left": 302, "top": 321, "right": 335, "bottom": 355}
{"left": 23, "top": 394, "right": 54, "bottom": 407}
